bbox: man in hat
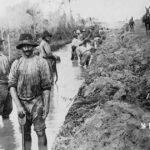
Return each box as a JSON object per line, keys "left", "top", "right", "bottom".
{"left": 71, "top": 29, "right": 92, "bottom": 61}
{"left": 9, "top": 33, "right": 52, "bottom": 150}
{"left": 0, "top": 38, "right": 12, "bottom": 119}
{"left": 71, "top": 34, "right": 80, "bottom": 60}
{"left": 77, "top": 40, "right": 92, "bottom": 67}
{"left": 129, "top": 17, "right": 135, "bottom": 31}
{"left": 39, "top": 31, "right": 57, "bottom": 82}
{"left": 40, "top": 31, "right": 53, "bottom": 58}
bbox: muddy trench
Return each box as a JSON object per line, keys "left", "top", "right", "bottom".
{"left": 52, "top": 25, "right": 150, "bottom": 150}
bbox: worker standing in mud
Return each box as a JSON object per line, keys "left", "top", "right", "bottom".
{"left": 99, "top": 27, "right": 106, "bottom": 40}
{"left": 39, "top": 31, "right": 58, "bottom": 83}
{"left": 129, "top": 17, "right": 135, "bottom": 32}
{"left": 71, "top": 29, "right": 92, "bottom": 61}
{"left": 9, "top": 33, "right": 52, "bottom": 150}
{"left": 71, "top": 30, "right": 83, "bottom": 60}
{"left": 71, "top": 34, "right": 78, "bottom": 60}
{"left": 39, "top": 31, "right": 53, "bottom": 58}
{"left": 77, "top": 40, "right": 92, "bottom": 67}
{"left": 0, "top": 38, "right": 12, "bottom": 119}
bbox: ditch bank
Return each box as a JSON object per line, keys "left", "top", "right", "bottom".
{"left": 52, "top": 23, "right": 150, "bottom": 150}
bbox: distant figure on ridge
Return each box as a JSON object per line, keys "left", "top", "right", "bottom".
{"left": 129, "top": 17, "right": 135, "bottom": 32}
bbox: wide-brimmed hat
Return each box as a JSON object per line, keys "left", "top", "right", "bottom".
{"left": 42, "top": 31, "right": 52, "bottom": 38}
{"left": 16, "top": 33, "right": 38, "bottom": 49}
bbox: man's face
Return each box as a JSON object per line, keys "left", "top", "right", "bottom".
{"left": 45, "top": 36, "right": 51, "bottom": 43}
{"left": 21, "top": 44, "right": 34, "bottom": 57}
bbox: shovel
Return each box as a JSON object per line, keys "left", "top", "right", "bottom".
{"left": 18, "top": 113, "right": 26, "bottom": 150}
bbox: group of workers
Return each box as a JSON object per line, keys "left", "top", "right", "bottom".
{"left": 0, "top": 25, "right": 107, "bottom": 150}
{"left": 0, "top": 30, "right": 56, "bottom": 150}
{"left": 70, "top": 26, "right": 107, "bottom": 67}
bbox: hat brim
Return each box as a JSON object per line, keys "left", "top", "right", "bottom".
{"left": 16, "top": 40, "right": 38, "bottom": 49}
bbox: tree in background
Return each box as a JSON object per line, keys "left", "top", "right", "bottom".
{"left": 0, "top": 0, "right": 100, "bottom": 61}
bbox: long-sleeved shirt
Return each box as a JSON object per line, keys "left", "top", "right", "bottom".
{"left": 0, "top": 53, "right": 10, "bottom": 82}
{"left": 71, "top": 38, "right": 82, "bottom": 47}
{"left": 39, "top": 40, "right": 52, "bottom": 58}
{"left": 8, "top": 55, "right": 52, "bottom": 100}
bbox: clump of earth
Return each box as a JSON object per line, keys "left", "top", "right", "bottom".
{"left": 52, "top": 20, "right": 150, "bottom": 150}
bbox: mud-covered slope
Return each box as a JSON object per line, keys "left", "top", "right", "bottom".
{"left": 52, "top": 23, "right": 150, "bottom": 150}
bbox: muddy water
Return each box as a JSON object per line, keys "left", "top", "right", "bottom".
{"left": 0, "top": 44, "right": 85, "bottom": 150}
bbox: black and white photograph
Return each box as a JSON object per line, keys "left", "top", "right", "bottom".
{"left": 0, "top": 0, "right": 150, "bottom": 150}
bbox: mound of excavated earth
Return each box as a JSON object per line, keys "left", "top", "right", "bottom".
{"left": 52, "top": 23, "right": 150, "bottom": 150}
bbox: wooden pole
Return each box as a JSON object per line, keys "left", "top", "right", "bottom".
{"left": 7, "top": 34, "right": 11, "bottom": 61}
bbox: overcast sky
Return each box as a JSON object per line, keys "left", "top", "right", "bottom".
{"left": 0, "top": 0, "right": 150, "bottom": 23}
{"left": 72, "top": 0, "right": 150, "bottom": 22}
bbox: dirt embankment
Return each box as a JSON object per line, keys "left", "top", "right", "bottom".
{"left": 52, "top": 23, "right": 150, "bottom": 150}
